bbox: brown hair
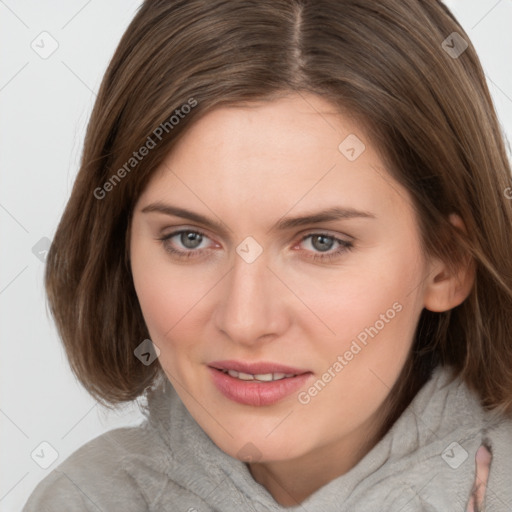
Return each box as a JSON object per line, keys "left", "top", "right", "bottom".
{"left": 46, "top": 0, "right": 512, "bottom": 433}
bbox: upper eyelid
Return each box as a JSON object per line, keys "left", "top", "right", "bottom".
{"left": 160, "top": 227, "right": 217, "bottom": 245}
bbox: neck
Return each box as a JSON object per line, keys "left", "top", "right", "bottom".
{"left": 247, "top": 407, "right": 383, "bottom": 507}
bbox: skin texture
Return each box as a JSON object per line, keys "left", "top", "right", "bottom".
{"left": 130, "top": 93, "right": 479, "bottom": 506}
{"left": 466, "top": 445, "right": 492, "bottom": 512}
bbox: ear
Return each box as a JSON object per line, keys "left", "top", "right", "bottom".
{"left": 423, "top": 213, "right": 475, "bottom": 313}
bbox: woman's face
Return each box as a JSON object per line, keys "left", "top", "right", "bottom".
{"left": 130, "top": 93, "right": 434, "bottom": 465}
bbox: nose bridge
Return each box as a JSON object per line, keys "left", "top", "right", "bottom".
{"left": 214, "top": 244, "right": 285, "bottom": 343}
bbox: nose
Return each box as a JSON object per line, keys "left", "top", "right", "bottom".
{"left": 213, "top": 247, "right": 290, "bottom": 346}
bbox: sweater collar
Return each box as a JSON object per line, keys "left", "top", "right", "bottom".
{"left": 141, "top": 365, "right": 492, "bottom": 511}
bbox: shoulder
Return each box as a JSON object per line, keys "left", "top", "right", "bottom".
{"left": 22, "top": 421, "right": 167, "bottom": 512}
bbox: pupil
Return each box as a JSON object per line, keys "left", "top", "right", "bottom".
{"left": 182, "top": 232, "right": 202, "bottom": 249}
{"left": 313, "top": 235, "right": 333, "bottom": 252}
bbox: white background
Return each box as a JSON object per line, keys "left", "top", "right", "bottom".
{"left": 1, "top": 1, "right": 511, "bottom": 510}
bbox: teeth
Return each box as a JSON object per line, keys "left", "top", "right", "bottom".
{"left": 254, "top": 373, "right": 275, "bottom": 381}
{"left": 223, "top": 369, "right": 296, "bottom": 381}
{"left": 228, "top": 370, "right": 253, "bottom": 380}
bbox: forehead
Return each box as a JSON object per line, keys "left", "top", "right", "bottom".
{"left": 168, "top": 94, "right": 359, "bottom": 162}
{"left": 138, "top": 94, "right": 414, "bottom": 225}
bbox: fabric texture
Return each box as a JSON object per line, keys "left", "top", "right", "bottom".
{"left": 22, "top": 365, "right": 512, "bottom": 511}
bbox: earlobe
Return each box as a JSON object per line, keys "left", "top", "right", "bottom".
{"left": 423, "top": 214, "right": 475, "bottom": 313}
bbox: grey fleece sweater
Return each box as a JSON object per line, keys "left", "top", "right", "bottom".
{"left": 22, "top": 365, "right": 512, "bottom": 511}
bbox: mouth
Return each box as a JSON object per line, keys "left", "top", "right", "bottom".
{"left": 208, "top": 359, "right": 310, "bottom": 376}
{"left": 215, "top": 368, "right": 299, "bottom": 382}
{"left": 208, "top": 360, "right": 313, "bottom": 406}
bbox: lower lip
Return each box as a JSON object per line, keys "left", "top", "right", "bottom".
{"left": 208, "top": 367, "right": 313, "bottom": 406}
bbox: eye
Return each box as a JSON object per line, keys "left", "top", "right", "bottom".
{"left": 158, "top": 229, "right": 354, "bottom": 263}
{"left": 297, "top": 233, "right": 354, "bottom": 262}
{"left": 158, "top": 229, "right": 214, "bottom": 260}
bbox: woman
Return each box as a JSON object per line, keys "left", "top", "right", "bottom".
{"left": 23, "top": 0, "right": 512, "bottom": 510}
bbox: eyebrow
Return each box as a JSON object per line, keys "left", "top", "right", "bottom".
{"left": 140, "top": 202, "right": 376, "bottom": 234}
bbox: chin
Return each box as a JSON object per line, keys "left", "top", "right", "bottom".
{"left": 210, "top": 427, "right": 308, "bottom": 463}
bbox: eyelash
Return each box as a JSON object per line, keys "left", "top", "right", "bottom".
{"left": 157, "top": 229, "right": 354, "bottom": 263}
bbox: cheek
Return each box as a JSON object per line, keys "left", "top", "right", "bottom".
{"left": 130, "top": 240, "right": 215, "bottom": 365}
{"left": 297, "top": 257, "right": 422, "bottom": 434}
{"left": 284, "top": 211, "right": 423, "bottom": 322}
{"left": 304, "top": 244, "right": 424, "bottom": 369}
{"left": 131, "top": 241, "right": 183, "bottom": 344}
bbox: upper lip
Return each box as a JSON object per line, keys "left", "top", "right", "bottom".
{"left": 208, "top": 360, "right": 311, "bottom": 375}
